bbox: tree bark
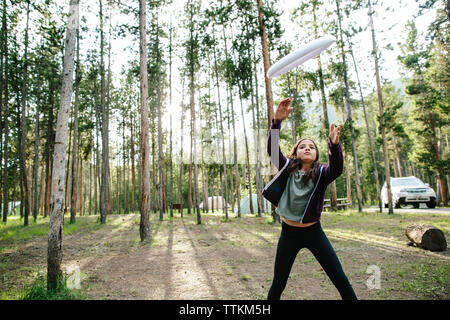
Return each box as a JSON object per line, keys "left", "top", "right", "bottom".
{"left": 139, "top": 0, "right": 151, "bottom": 241}
{"left": 405, "top": 224, "right": 447, "bottom": 251}
{"left": 336, "top": 0, "right": 363, "bottom": 212}
{"left": 20, "top": 0, "right": 31, "bottom": 226}
{"left": 347, "top": 41, "right": 382, "bottom": 212}
{"left": 2, "top": 0, "right": 9, "bottom": 223}
{"left": 70, "top": 29, "right": 80, "bottom": 224}
{"left": 99, "top": 0, "right": 109, "bottom": 224}
{"left": 368, "top": 0, "right": 393, "bottom": 214}
{"left": 430, "top": 115, "right": 447, "bottom": 206}
{"left": 47, "top": 0, "right": 79, "bottom": 290}
{"left": 256, "top": 0, "right": 274, "bottom": 129}
{"left": 212, "top": 27, "right": 228, "bottom": 220}
{"left": 130, "top": 112, "right": 136, "bottom": 212}
{"left": 312, "top": 2, "right": 338, "bottom": 212}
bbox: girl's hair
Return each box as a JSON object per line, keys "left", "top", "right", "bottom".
{"left": 286, "top": 138, "right": 320, "bottom": 184}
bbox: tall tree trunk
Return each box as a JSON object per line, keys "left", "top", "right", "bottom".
{"left": 256, "top": 0, "right": 276, "bottom": 221}
{"left": 430, "top": 115, "right": 447, "bottom": 206}
{"left": 79, "top": 156, "right": 83, "bottom": 215}
{"left": 65, "top": 123, "right": 72, "bottom": 213}
{"left": 178, "top": 82, "right": 185, "bottom": 218}
{"left": 89, "top": 156, "right": 92, "bottom": 215}
{"left": 212, "top": 27, "right": 228, "bottom": 220}
{"left": 123, "top": 119, "right": 129, "bottom": 214}
{"left": 44, "top": 79, "right": 55, "bottom": 219}
{"left": 40, "top": 166, "right": 45, "bottom": 215}
{"left": 237, "top": 84, "right": 252, "bottom": 216}
{"left": 99, "top": 0, "right": 109, "bottom": 224}
{"left": 94, "top": 158, "right": 98, "bottom": 214}
{"left": 169, "top": 115, "right": 174, "bottom": 217}
{"left": 168, "top": 22, "right": 174, "bottom": 218}
{"left": 223, "top": 25, "right": 241, "bottom": 216}
{"left": 252, "top": 44, "right": 264, "bottom": 216}
{"left": 70, "top": 29, "right": 80, "bottom": 224}
{"left": 368, "top": 0, "right": 393, "bottom": 214}
{"left": 312, "top": 2, "right": 338, "bottom": 211}
{"left": 0, "top": 0, "right": 3, "bottom": 219}
{"left": 256, "top": 0, "right": 274, "bottom": 129}
{"left": 155, "top": 13, "right": 165, "bottom": 221}
{"left": 2, "top": 0, "right": 9, "bottom": 223}
{"left": 347, "top": 41, "right": 382, "bottom": 212}
{"left": 336, "top": 0, "right": 363, "bottom": 212}
{"left": 47, "top": 0, "right": 79, "bottom": 290}
{"left": 32, "top": 91, "right": 40, "bottom": 221}
{"left": 190, "top": 56, "right": 201, "bottom": 225}
{"left": 130, "top": 112, "right": 136, "bottom": 212}
{"left": 20, "top": 0, "right": 31, "bottom": 226}
{"left": 139, "top": 0, "right": 151, "bottom": 241}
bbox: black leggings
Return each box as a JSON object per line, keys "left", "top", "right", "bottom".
{"left": 267, "top": 221, "right": 357, "bottom": 300}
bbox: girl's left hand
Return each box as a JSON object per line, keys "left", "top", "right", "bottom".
{"left": 329, "top": 123, "right": 340, "bottom": 144}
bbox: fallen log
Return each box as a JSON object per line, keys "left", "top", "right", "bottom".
{"left": 405, "top": 224, "right": 447, "bottom": 252}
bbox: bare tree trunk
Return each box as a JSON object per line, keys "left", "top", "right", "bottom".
{"left": 368, "top": 0, "right": 393, "bottom": 214}
{"left": 130, "top": 112, "right": 136, "bottom": 212}
{"left": 252, "top": 44, "right": 264, "bottom": 216}
{"left": 40, "top": 166, "right": 45, "bottom": 215}
{"left": 237, "top": 86, "right": 253, "bottom": 216}
{"left": 256, "top": 0, "right": 274, "bottom": 129}
{"left": 47, "top": 0, "right": 79, "bottom": 290}
{"left": 139, "top": 0, "right": 151, "bottom": 241}
{"left": 2, "top": 0, "right": 9, "bottom": 223}
{"left": 430, "top": 116, "right": 447, "bottom": 206}
{"left": 79, "top": 156, "right": 83, "bottom": 215}
{"left": 65, "top": 123, "right": 72, "bottom": 213}
{"left": 32, "top": 82, "right": 41, "bottom": 221}
{"left": 256, "top": 0, "right": 276, "bottom": 221}
{"left": 99, "top": 0, "right": 109, "bottom": 224}
{"left": 70, "top": 29, "right": 80, "bottom": 224}
{"left": 190, "top": 58, "right": 201, "bottom": 224}
{"left": 155, "top": 13, "right": 165, "bottom": 221}
{"left": 312, "top": 2, "right": 338, "bottom": 212}
{"left": 168, "top": 23, "right": 174, "bottom": 218}
{"left": 94, "top": 159, "right": 98, "bottom": 215}
{"left": 89, "top": 156, "right": 92, "bottom": 215}
{"left": 178, "top": 82, "right": 185, "bottom": 218}
{"left": 0, "top": 0, "right": 3, "bottom": 221}
{"left": 212, "top": 27, "right": 228, "bottom": 220}
{"left": 347, "top": 41, "right": 382, "bottom": 212}
{"left": 223, "top": 25, "right": 240, "bottom": 216}
{"left": 336, "top": 0, "right": 363, "bottom": 212}
{"left": 19, "top": 0, "right": 31, "bottom": 226}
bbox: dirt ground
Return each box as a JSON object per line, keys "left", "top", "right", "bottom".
{"left": 1, "top": 210, "right": 449, "bottom": 300}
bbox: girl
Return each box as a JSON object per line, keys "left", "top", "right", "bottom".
{"left": 263, "top": 97, "right": 357, "bottom": 300}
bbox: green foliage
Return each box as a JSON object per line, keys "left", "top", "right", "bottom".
{"left": 397, "top": 19, "right": 449, "bottom": 172}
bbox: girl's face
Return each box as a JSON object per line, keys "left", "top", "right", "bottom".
{"left": 296, "top": 139, "right": 317, "bottom": 165}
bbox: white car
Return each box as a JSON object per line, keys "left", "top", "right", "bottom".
{"left": 381, "top": 176, "right": 437, "bottom": 209}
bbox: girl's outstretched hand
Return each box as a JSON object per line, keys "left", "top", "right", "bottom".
{"left": 274, "top": 98, "right": 293, "bottom": 122}
{"left": 329, "top": 123, "right": 340, "bottom": 144}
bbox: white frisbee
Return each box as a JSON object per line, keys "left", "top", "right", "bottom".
{"left": 267, "top": 35, "right": 336, "bottom": 79}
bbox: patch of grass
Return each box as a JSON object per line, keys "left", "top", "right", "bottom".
{"left": 400, "top": 262, "right": 449, "bottom": 298}
{"left": 19, "top": 273, "right": 86, "bottom": 300}
{"left": 0, "top": 215, "right": 104, "bottom": 242}
{"left": 0, "top": 216, "right": 50, "bottom": 241}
